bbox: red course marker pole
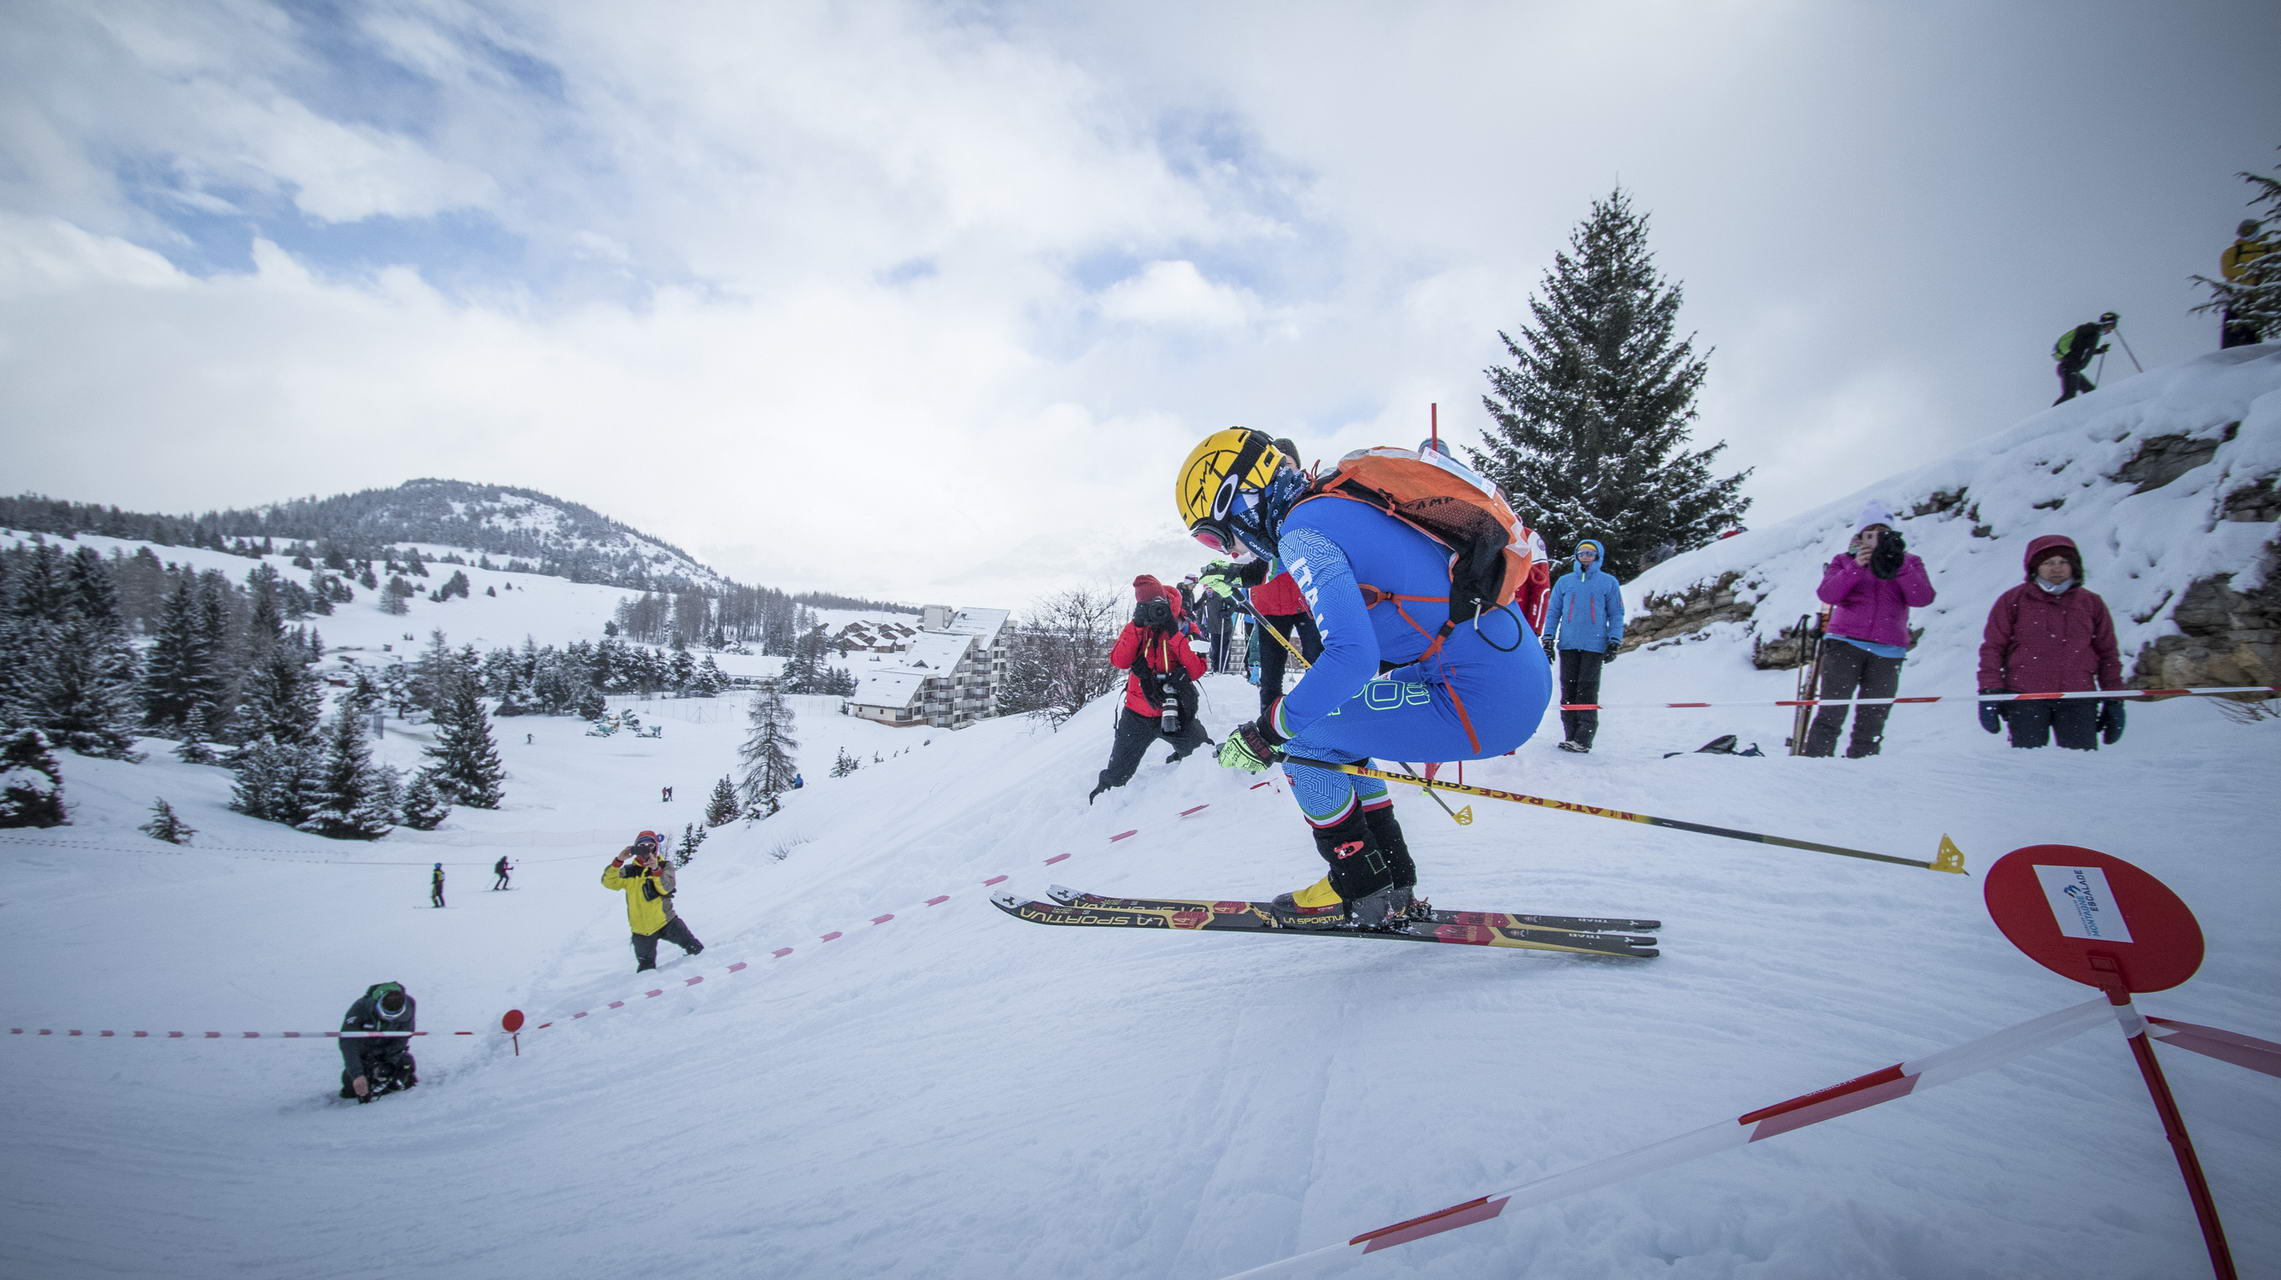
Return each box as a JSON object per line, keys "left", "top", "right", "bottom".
{"left": 1983, "top": 845, "right": 2234, "bottom": 1280}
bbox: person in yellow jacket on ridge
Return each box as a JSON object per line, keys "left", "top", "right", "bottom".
{"left": 602, "top": 830, "right": 705, "bottom": 973}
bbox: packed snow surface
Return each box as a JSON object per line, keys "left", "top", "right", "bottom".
{"left": 2, "top": 349, "right": 2277, "bottom": 1279}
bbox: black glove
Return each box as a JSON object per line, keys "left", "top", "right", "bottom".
{"left": 1978, "top": 689, "right": 2009, "bottom": 735}
{"left": 1601, "top": 646, "right": 1619, "bottom": 665}
{"left": 1869, "top": 530, "right": 1906, "bottom": 580}
{"left": 1542, "top": 636, "right": 1557, "bottom": 663}
{"left": 2096, "top": 699, "right": 2125, "bottom": 745}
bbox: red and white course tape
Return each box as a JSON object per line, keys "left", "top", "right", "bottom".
{"left": 9, "top": 1027, "right": 483, "bottom": 1039}
{"left": 1223, "top": 997, "right": 2121, "bottom": 1277}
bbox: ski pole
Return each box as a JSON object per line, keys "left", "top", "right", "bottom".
{"left": 1389, "top": 759, "right": 1474, "bottom": 826}
{"left": 1282, "top": 756, "right": 1966, "bottom": 874}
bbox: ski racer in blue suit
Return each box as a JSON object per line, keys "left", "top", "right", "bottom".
{"left": 1178, "top": 428, "right": 1551, "bottom": 926}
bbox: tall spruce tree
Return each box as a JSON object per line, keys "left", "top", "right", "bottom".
{"left": 46, "top": 547, "right": 143, "bottom": 759}
{"left": 1468, "top": 187, "right": 1750, "bottom": 578}
{"left": 737, "top": 688, "right": 800, "bottom": 819}
{"left": 298, "top": 698, "right": 395, "bottom": 839}
{"left": 144, "top": 575, "right": 217, "bottom": 733}
{"left": 0, "top": 728, "right": 67, "bottom": 828}
{"left": 425, "top": 683, "right": 506, "bottom": 808}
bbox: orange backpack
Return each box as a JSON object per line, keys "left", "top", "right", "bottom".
{"left": 1296, "top": 447, "right": 1549, "bottom": 645}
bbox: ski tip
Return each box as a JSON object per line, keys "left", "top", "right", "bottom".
{"left": 1045, "top": 883, "right": 1079, "bottom": 904}
{"left": 988, "top": 890, "right": 1021, "bottom": 911}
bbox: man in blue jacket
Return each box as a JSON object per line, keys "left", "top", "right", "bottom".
{"left": 1542, "top": 538, "right": 1626, "bottom": 754}
{"left": 1176, "top": 429, "right": 1550, "bottom": 926}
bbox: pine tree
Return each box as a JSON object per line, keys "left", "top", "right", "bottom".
{"left": 143, "top": 575, "right": 216, "bottom": 733}
{"left": 232, "top": 644, "right": 323, "bottom": 749}
{"left": 830, "top": 746, "right": 860, "bottom": 778}
{"left": 2192, "top": 150, "right": 2281, "bottom": 341}
{"left": 297, "top": 699, "right": 395, "bottom": 840}
{"left": 400, "top": 769, "right": 451, "bottom": 830}
{"left": 229, "top": 739, "right": 309, "bottom": 825}
{"left": 0, "top": 729, "right": 67, "bottom": 828}
{"left": 425, "top": 682, "right": 506, "bottom": 809}
{"left": 141, "top": 797, "right": 195, "bottom": 845}
{"left": 174, "top": 706, "right": 221, "bottom": 765}
{"left": 703, "top": 774, "right": 739, "bottom": 827}
{"left": 44, "top": 547, "right": 143, "bottom": 759}
{"left": 1468, "top": 186, "right": 1750, "bottom": 578}
{"left": 737, "top": 688, "right": 799, "bottom": 819}
{"left": 674, "top": 821, "right": 705, "bottom": 866}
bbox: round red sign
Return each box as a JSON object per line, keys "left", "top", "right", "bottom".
{"left": 1983, "top": 845, "right": 2204, "bottom": 993}
{"left": 500, "top": 1009, "right": 526, "bottom": 1034}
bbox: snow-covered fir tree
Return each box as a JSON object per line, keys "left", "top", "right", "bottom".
{"left": 228, "top": 739, "right": 308, "bottom": 825}
{"left": 140, "top": 797, "right": 195, "bottom": 845}
{"left": 297, "top": 698, "right": 395, "bottom": 840}
{"left": 173, "top": 706, "right": 221, "bottom": 765}
{"left": 143, "top": 575, "right": 221, "bottom": 735}
{"left": 231, "top": 643, "right": 323, "bottom": 750}
{"left": 1467, "top": 186, "right": 1751, "bottom": 577}
{"left": 0, "top": 728, "right": 67, "bottom": 828}
{"left": 703, "top": 774, "right": 739, "bottom": 827}
{"left": 41, "top": 546, "right": 145, "bottom": 759}
{"left": 425, "top": 682, "right": 506, "bottom": 808}
{"left": 674, "top": 822, "right": 705, "bottom": 866}
{"left": 737, "top": 688, "right": 800, "bottom": 819}
{"left": 830, "top": 746, "right": 861, "bottom": 778}
{"left": 399, "top": 769, "right": 451, "bottom": 831}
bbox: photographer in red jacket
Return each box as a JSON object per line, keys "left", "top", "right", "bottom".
{"left": 1089, "top": 582, "right": 1211, "bottom": 803}
{"left": 1977, "top": 534, "right": 2125, "bottom": 750}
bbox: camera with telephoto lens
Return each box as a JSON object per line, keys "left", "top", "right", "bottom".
{"left": 1156, "top": 671, "right": 1183, "bottom": 735}
{"left": 1869, "top": 530, "right": 1906, "bottom": 580}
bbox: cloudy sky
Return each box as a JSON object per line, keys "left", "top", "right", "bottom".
{"left": 3, "top": 1, "right": 2276, "bottom": 607}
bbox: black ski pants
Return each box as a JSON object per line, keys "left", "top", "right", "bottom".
{"left": 2005, "top": 699, "right": 2100, "bottom": 750}
{"left": 633, "top": 917, "right": 704, "bottom": 971}
{"left": 1802, "top": 639, "right": 1904, "bottom": 758}
{"left": 1256, "top": 611, "right": 1322, "bottom": 717}
{"left": 1557, "top": 649, "right": 1607, "bottom": 748}
{"left": 2053, "top": 361, "right": 2095, "bottom": 404}
{"left": 1095, "top": 707, "right": 1210, "bottom": 795}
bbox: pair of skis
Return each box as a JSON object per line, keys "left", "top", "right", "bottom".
{"left": 992, "top": 886, "right": 1658, "bottom": 959}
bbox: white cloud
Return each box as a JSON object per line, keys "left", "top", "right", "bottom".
{"left": 1, "top": 0, "right": 2276, "bottom": 609}
{"left": 1096, "top": 260, "right": 1260, "bottom": 331}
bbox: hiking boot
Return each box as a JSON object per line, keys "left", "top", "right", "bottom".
{"left": 1557, "top": 740, "right": 1589, "bottom": 754}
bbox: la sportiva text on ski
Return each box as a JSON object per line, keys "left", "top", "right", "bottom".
{"left": 994, "top": 891, "right": 1656, "bottom": 958}
{"left": 1046, "top": 885, "right": 1660, "bottom": 935}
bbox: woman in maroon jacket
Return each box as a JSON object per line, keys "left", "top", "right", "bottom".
{"left": 1089, "top": 585, "right": 1212, "bottom": 802}
{"left": 1977, "top": 534, "right": 2124, "bottom": 750}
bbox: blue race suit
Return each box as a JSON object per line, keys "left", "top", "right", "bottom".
{"left": 1266, "top": 493, "right": 1550, "bottom": 826}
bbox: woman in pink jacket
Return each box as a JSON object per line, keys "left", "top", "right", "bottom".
{"left": 1976, "top": 534, "right": 2124, "bottom": 750}
{"left": 1802, "top": 501, "right": 1937, "bottom": 758}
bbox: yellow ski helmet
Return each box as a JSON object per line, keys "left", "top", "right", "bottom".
{"left": 1175, "top": 428, "right": 1286, "bottom": 557}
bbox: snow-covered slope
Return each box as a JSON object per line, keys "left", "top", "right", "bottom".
{"left": 2, "top": 351, "right": 2277, "bottom": 1280}
{"left": 1625, "top": 345, "right": 2281, "bottom": 695}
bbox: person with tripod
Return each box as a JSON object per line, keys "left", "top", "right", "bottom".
{"left": 1089, "top": 581, "right": 1211, "bottom": 803}
{"left": 2052, "top": 312, "right": 2119, "bottom": 404}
